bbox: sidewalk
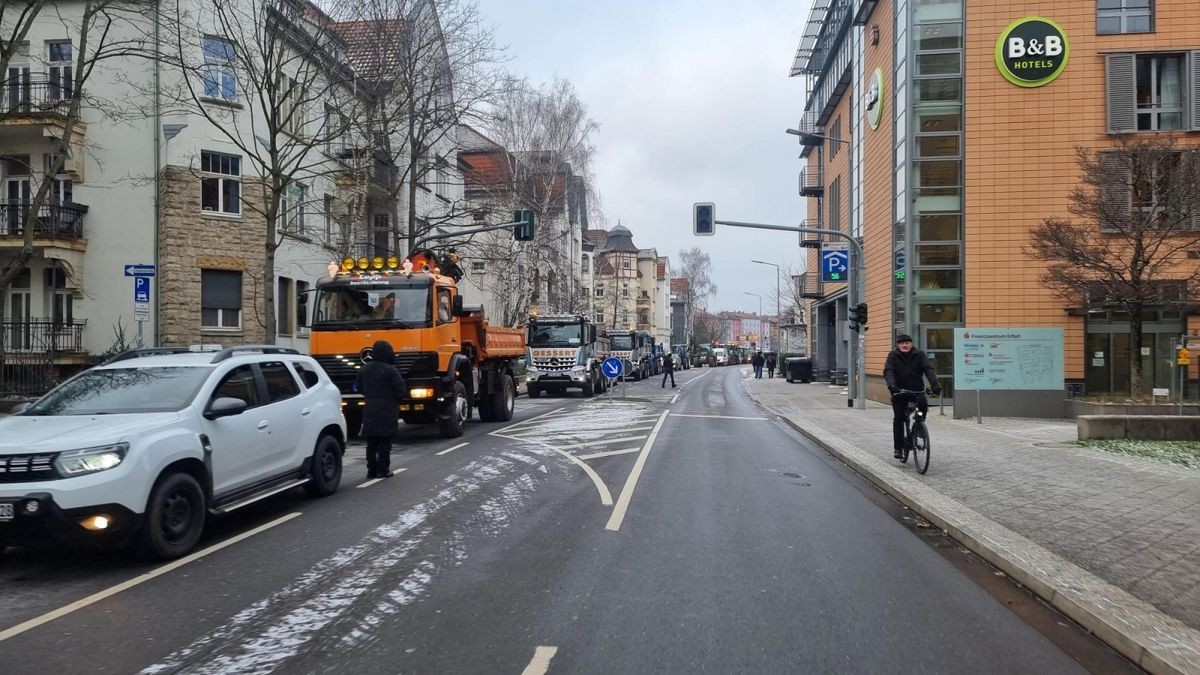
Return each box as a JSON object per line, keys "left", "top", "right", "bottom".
{"left": 745, "top": 374, "right": 1200, "bottom": 674}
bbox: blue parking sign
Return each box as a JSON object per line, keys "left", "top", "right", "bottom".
{"left": 134, "top": 276, "right": 151, "bottom": 303}
{"left": 821, "top": 245, "right": 849, "bottom": 283}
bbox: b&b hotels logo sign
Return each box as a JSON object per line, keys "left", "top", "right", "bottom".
{"left": 995, "top": 17, "right": 1069, "bottom": 87}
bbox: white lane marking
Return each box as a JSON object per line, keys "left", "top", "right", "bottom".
{"left": 491, "top": 407, "right": 567, "bottom": 436}
{"left": 508, "top": 425, "right": 655, "bottom": 440}
{"left": 355, "top": 469, "right": 407, "bottom": 489}
{"left": 556, "top": 435, "right": 648, "bottom": 450}
{"left": 670, "top": 413, "right": 769, "bottom": 421}
{"left": 682, "top": 370, "right": 711, "bottom": 386}
{"left": 578, "top": 447, "right": 642, "bottom": 461}
{"left": 670, "top": 393, "right": 680, "bottom": 404}
{"left": 605, "top": 410, "right": 670, "bottom": 532}
{"left": 0, "top": 512, "right": 302, "bottom": 643}
{"left": 546, "top": 447, "right": 613, "bottom": 506}
{"left": 521, "top": 646, "right": 559, "bottom": 675}
{"left": 435, "top": 442, "right": 469, "bottom": 456}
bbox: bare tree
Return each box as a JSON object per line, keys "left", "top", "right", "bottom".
{"left": 155, "top": 0, "right": 361, "bottom": 341}
{"left": 676, "top": 247, "right": 717, "bottom": 348}
{"left": 332, "top": 0, "right": 504, "bottom": 257}
{"left": 0, "top": 0, "right": 148, "bottom": 298}
{"left": 1027, "top": 135, "right": 1200, "bottom": 397}
{"left": 766, "top": 262, "right": 805, "bottom": 325}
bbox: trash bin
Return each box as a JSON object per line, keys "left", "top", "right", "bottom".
{"left": 785, "top": 357, "right": 813, "bottom": 383}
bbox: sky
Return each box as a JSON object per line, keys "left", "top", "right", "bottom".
{"left": 473, "top": 0, "right": 812, "bottom": 314}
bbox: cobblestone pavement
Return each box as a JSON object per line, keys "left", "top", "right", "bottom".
{"left": 744, "top": 372, "right": 1200, "bottom": 672}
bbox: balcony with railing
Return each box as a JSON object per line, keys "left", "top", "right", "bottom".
{"left": 1, "top": 78, "right": 77, "bottom": 123}
{"left": 0, "top": 319, "right": 88, "bottom": 396}
{"left": 0, "top": 201, "right": 87, "bottom": 240}
{"left": 799, "top": 166, "right": 824, "bottom": 197}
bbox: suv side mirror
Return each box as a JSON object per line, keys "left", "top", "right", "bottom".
{"left": 452, "top": 294, "right": 464, "bottom": 317}
{"left": 205, "top": 396, "right": 248, "bottom": 420}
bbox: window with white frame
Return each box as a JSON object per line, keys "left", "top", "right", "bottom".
{"left": 594, "top": 312, "right": 604, "bottom": 324}
{"left": 1098, "top": 0, "right": 1153, "bottom": 35}
{"left": 471, "top": 261, "right": 486, "bottom": 273}
{"left": 46, "top": 41, "right": 72, "bottom": 102}
{"left": 279, "top": 73, "right": 305, "bottom": 135}
{"left": 200, "top": 151, "right": 241, "bottom": 214}
{"left": 1135, "top": 54, "right": 1183, "bottom": 131}
{"left": 622, "top": 259, "right": 631, "bottom": 269}
{"left": 278, "top": 182, "right": 305, "bottom": 232}
{"left": 621, "top": 288, "right": 630, "bottom": 298}
{"left": 202, "top": 36, "right": 237, "bottom": 102}
{"left": 594, "top": 286, "right": 604, "bottom": 297}
{"left": 201, "top": 269, "right": 242, "bottom": 328}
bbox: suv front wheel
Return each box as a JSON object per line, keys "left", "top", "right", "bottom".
{"left": 136, "top": 472, "right": 206, "bottom": 560}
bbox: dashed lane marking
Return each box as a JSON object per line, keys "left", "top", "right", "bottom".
{"left": 670, "top": 393, "right": 680, "bottom": 404}
{"left": 435, "top": 442, "right": 469, "bottom": 456}
{"left": 355, "top": 469, "right": 408, "bottom": 489}
{"left": 0, "top": 512, "right": 302, "bottom": 643}
{"left": 521, "top": 646, "right": 559, "bottom": 675}
{"left": 577, "top": 447, "right": 642, "bottom": 461}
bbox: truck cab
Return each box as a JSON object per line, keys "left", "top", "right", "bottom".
{"left": 525, "top": 315, "right": 605, "bottom": 398}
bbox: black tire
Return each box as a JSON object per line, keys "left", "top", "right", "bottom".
{"left": 912, "top": 422, "right": 931, "bottom": 474}
{"left": 527, "top": 384, "right": 541, "bottom": 399}
{"left": 343, "top": 406, "right": 363, "bottom": 440}
{"left": 582, "top": 373, "right": 595, "bottom": 397}
{"left": 304, "top": 434, "right": 343, "bottom": 498}
{"left": 135, "top": 472, "right": 206, "bottom": 560}
{"left": 490, "top": 374, "right": 515, "bottom": 421}
{"left": 439, "top": 381, "right": 468, "bottom": 438}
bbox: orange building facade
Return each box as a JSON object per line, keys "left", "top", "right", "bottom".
{"left": 792, "top": 0, "right": 1200, "bottom": 405}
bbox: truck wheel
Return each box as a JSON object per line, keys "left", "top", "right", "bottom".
{"left": 527, "top": 384, "right": 541, "bottom": 399}
{"left": 582, "top": 374, "right": 595, "bottom": 397}
{"left": 489, "top": 374, "right": 515, "bottom": 421}
{"left": 135, "top": 472, "right": 206, "bottom": 560}
{"left": 439, "top": 381, "right": 468, "bottom": 438}
{"left": 304, "top": 434, "right": 343, "bottom": 498}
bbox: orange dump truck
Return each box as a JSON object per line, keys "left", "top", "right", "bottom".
{"left": 310, "top": 249, "right": 525, "bottom": 438}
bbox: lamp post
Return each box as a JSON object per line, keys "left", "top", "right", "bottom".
{"left": 742, "top": 291, "right": 763, "bottom": 349}
{"left": 751, "top": 259, "right": 779, "bottom": 351}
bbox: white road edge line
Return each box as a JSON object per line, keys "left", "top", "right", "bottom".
{"left": 0, "top": 511, "right": 302, "bottom": 643}
{"left": 521, "top": 646, "right": 559, "bottom": 675}
{"left": 435, "top": 442, "right": 469, "bottom": 456}
{"left": 492, "top": 433, "right": 614, "bottom": 506}
{"left": 355, "top": 468, "right": 407, "bottom": 489}
{"left": 670, "top": 393, "right": 680, "bottom": 404}
{"left": 670, "top": 413, "right": 769, "bottom": 421}
{"left": 578, "top": 447, "right": 642, "bottom": 461}
{"left": 605, "top": 410, "right": 670, "bottom": 532}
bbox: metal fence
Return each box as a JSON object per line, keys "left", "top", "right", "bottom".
{"left": 0, "top": 319, "right": 86, "bottom": 396}
{"left": 2, "top": 79, "right": 74, "bottom": 116}
{"left": 0, "top": 202, "right": 87, "bottom": 238}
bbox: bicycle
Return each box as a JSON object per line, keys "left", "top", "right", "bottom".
{"left": 894, "top": 389, "right": 932, "bottom": 474}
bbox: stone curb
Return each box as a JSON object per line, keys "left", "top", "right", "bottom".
{"left": 750, "top": 390, "right": 1200, "bottom": 675}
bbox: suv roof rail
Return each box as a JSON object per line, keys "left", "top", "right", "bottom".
{"left": 101, "top": 347, "right": 197, "bottom": 366}
{"left": 210, "top": 345, "right": 301, "bottom": 363}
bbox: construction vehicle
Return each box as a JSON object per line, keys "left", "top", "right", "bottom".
{"left": 525, "top": 314, "right": 609, "bottom": 398}
{"left": 641, "top": 332, "right": 663, "bottom": 376}
{"left": 310, "top": 249, "right": 525, "bottom": 439}
{"left": 607, "top": 330, "right": 650, "bottom": 381}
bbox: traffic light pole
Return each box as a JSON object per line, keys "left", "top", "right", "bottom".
{"left": 716, "top": 219, "right": 866, "bottom": 411}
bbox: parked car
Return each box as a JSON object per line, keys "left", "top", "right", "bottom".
{"left": 0, "top": 346, "right": 347, "bottom": 560}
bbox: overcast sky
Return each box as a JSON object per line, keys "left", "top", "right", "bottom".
{"left": 474, "top": 0, "right": 812, "bottom": 314}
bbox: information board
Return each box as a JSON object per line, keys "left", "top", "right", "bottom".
{"left": 954, "top": 327, "right": 1064, "bottom": 391}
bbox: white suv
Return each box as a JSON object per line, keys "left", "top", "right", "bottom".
{"left": 0, "top": 346, "right": 347, "bottom": 559}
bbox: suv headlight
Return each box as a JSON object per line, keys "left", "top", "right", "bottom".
{"left": 55, "top": 443, "right": 129, "bottom": 477}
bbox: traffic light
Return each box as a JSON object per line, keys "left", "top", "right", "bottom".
{"left": 848, "top": 303, "right": 868, "bottom": 332}
{"left": 693, "top": 202, "right": 715, "bottom": 236}
{"left": 513, "top": 209, "right": 536, "bottom": 241}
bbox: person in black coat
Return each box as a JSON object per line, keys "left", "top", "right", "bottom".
{"left": 354, "top": 339, "right": 406, "bottom": 478}
{"left": 765, "top": 353, "right": 778, "bottom": 379}
{"left": 661, "top": 351, "right": 676, "bottom": 388}
{"left": 883, "top": 334, "right": 942, "bottom": 459}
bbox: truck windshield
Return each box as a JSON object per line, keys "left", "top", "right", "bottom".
{"left": 314, "top": 283, "right": 431, "bottom": 328}
{"left": 610, "top": 335, "right": 633, "bottom": 349}
{"left": 529, "top": 324, "right": 583, "bottom": 347}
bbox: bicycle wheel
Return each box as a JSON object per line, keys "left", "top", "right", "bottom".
{"left": 911, "top": 421, "right": 930, "bottom": 474}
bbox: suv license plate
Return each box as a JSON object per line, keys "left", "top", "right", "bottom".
{"left": 0, "top": 503, "right": 13, "bottom": 521}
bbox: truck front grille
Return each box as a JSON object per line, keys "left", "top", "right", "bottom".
{"left": 313, "top": 352, "right": 439, "bottom": 395}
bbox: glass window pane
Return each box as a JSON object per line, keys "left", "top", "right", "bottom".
{"left": 202, "top": 308, "right": 219, "bottom": 326}
{"left": 916, "top": 243, "right": 960, "bottom": 266}
{"left": 916, "top": 23, "right": 962, "bottom": 51}
{"left": 926, "top": 328, "right": 954, "bottom": 350}
{"left": 917, "top": 135, "right": 959, "bottom": 157}
{"left": 1096, "top": 16, "right": 1121, "bottom": 34}
{"left": 261, "top": 362, "right": 300, "bottom": 402}
{"left": 1160, "top": 112, "right": 1183, "bottom": 130}
{"left": 918, "top": 302, "right": 961, "bottom": 322}
{"left": 1127, "top": 15, "right": 1151, "bottom": 32}
{"left": 917, "top": 52, "right": 960, "bottom": 75}
{"left": 917, "top": 214, "right": 960, "bottom": 240}
{"left": 915, "top": 160, "right": 960, "bottom": 188}
{"left": 201, "top": 178, "right": 218, "bottom": 211}
{"left": 1096, "top": 0, "right": 1122, "bottom": 9}
{"left": 1127, "top": 0, "right": 1152, "bottom": 9}
{"left": 915, "top": 78, "right": 961, "bottom": 103}
{"left": 930, "top": 350, "right": 955, "bottom": 375}
{"left": 915, "top": 269, "right": 961, "bottom": 290}
{"left": 222, "top": 310, "right": 240, "bottom": 328}
{"left": 914, "top": 0, "right": 962, "bottom": 21}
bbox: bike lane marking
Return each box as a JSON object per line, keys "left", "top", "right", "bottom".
{"left": 605, "top": 410, "right": 670, "bottom": 532}
{"left": 0, "top": 512, "right": 302, "bottom": 643}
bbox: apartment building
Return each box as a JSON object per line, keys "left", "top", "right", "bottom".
{"left": 791, "top": 0, "right": 1200, "bottom": 406}
{"left": 587, "top": 224, "right": 671, "bottom": 341}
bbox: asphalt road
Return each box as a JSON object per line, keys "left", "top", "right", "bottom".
{"left": 0, "top": 365, "right": 1133, "bottom": 673}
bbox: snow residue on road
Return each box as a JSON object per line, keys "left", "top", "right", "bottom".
{"left": 493, "top": 403, "right": 655, "bottom": 442}
{"left": 140, "top": 453, "right": 547, "bottom": 675}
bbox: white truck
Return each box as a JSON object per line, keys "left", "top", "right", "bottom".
{"left": 525, "top": 315, "right": 609, "bottom": 398}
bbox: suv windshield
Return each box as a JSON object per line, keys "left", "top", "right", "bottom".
{"left": 28, "top": 366, "right": 214, "bottom": 416}
{"left": 529, "top": 323, "right": 583, "bottom": 347}
{"left": 314, "top": 283, "right": 431, "bottom": 327}
{"left": 610, "top": 335, "right": 633, "bottom": 350}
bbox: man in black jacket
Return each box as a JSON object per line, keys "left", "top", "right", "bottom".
{"left": 883, "top": 334, "right": 942, "bottom": 459}
{"left": 354, "top": 340, "right": 406, "bottom": 478}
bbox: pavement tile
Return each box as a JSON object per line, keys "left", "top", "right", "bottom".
{"left": 746, "top": 376, "right": 1200, "bottom": 674}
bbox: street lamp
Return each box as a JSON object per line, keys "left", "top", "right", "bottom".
{"left": 751, "top": 260, "right": 779, "bottom": 351}
{"left": 742, "top": 291, "right": 763, "bottom": 348}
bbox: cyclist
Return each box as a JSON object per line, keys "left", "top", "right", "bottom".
{"left": 883, "top": 334, "right": 942, "bottom": 459}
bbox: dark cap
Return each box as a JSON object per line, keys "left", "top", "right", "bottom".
{"left": 895, "top": 334, "right": 913, "bottom": 344}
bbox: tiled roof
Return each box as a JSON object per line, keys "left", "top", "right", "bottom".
{"left": 583, "top": 229, "right": 609, "bottom": 247}
{"left": 333, "top": 20, "right": 405, "bottom": 77}
{"left": 460, "top": 151, "right": 512, "bottom": 189}
{"left": 670, "top": 278, "right": 688, "bottom": 294}
{"left": 656, "top": 257, "right": 668, "bottom": 279}
{"left": 457, "top": 124, "right": 503, "bottom": 152}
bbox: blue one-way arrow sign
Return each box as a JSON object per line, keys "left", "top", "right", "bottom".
{"left": 124, "top": 263, "right": 156, "bottom": 277}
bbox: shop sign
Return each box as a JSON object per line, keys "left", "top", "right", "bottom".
{"left": 995, "top": 17, "right": 1069, "bottom": 88}
{"left": 864, "top": 68, "right": 884, "bottom": 131}
{"left": 955, "top": 328, "right": 1064, "bottom": 390}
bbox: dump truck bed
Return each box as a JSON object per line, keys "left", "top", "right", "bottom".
{"left": 462, "top": 316, "right": 526, "bottom": 359}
